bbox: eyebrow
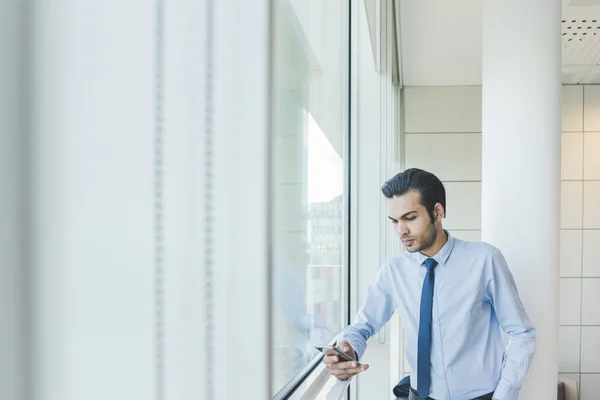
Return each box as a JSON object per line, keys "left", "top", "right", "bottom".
{"left": 388, "top": 210, "right": 417, "bottom": 221}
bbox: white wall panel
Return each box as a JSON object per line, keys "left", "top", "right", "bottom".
{"left": 562, "top": 133, "right": 584, "bottom": 180}
{"left": 581, "top": 374, "right": 600, "bottom": 400}
{"left": 559, "top": 327, "right": 581, "bottom": 373}
{"left": 442, "top": 182, "right": 481, "bottom": 230}
{"left": 584, "top": 85, "right": 600, "bottom": 131}
{"left": 404, "top": 86, "right": 482, "bottom": 133}
{"left": 405, "top": 134, "right": 481, "bottom": 181}
{"left": 560, "top": 279, "right": 582, "bottom": 326}
{"left": 562, "top": 181, "right": 584, "bottom": 229}
{"left": 583, "top": 132, "right": 600, "bottom": 180}
{"left": 583, "top": 182, "right": 600, "bottom": 229}
{"left": 561, "top": 230, "right": 583, "bottom": 278}
{"left": 581, "top": 327, "right": 600, "bottom": 373}
{"left": 562, "top": 85, "right": 584, "bottom": 132}
{"left": 583, "top": 230, "right": 600, "bottom": 277}
{"left": 582, "top": 279, "right": 600, "bottom": 325}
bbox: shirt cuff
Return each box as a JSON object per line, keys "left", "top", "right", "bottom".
{"left": 337, "top": 334, "right": 364, "bottom": 360}
{"left": 493, "top": 381, "right": 519, "bottom": 400}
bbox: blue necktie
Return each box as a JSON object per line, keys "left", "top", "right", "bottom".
{"left": 417, "top": 258, "right": 438, "bottom": 399}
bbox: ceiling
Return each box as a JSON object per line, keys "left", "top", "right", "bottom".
{"left": 399, "top": 0, "right": 600, "bottom": 86}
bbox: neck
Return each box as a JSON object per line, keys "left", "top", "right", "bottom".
{"left": 421, "top": 228, "right": 448, "bottom": 257}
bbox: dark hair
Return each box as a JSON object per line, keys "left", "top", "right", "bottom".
{"left": 381, "top": 168, "right": 446, "bottom": 218}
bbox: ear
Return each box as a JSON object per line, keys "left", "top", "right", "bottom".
{"left": 434, "top": 203, "right": 445, "bottom": 220}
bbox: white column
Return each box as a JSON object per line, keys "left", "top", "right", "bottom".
{"left": 482, "top": 1, "right": 561, "bottom": 399}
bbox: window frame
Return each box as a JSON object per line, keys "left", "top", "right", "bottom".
{"left": 269, "top": 0, "right": 353, "bottom": 397}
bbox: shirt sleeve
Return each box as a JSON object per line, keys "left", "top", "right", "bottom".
{"left": 338, "top": 266, "right": 397, "bottom": 360}
{"left": 487, "top": 248, "right": 536, "bottom": 400}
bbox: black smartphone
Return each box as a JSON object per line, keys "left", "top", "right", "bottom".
{"left": 314, "top": 345, "right": 357, "bottom": 362}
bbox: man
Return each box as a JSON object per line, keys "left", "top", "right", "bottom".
{"left": 323, "top": 168, "right": 535, "bottom": 400}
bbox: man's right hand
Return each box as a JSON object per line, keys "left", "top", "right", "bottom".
{"left": 322, "top": 340, "right": 369, "bottom": 381}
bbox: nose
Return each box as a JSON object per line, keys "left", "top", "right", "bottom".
{"left": 395, "top": 221, "right": 408, "bottom": 237}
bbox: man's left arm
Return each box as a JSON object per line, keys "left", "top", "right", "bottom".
{"left": 486, "top": 248, "right": 536, "bottom": 400}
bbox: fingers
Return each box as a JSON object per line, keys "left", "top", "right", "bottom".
{"left": 330, "top": 366, "right": 361, "bottom": 376}
{"left": 323, "top": 355, "right": 364, "bottom": 369}
{"left": 330, "top": 364, "right": 369, "bottom": 380}
{"left": 322, "top": 353, "right": 355, "bottom": 366}
{"left": 323, "top": 355, "right": 339, "bottom": 364}
{"left": 336, "top": 341, "right": 357, "bottom": 357}
{"left": 321, "top": 342, "right": 367, "bottom": 380}
{"left": 322, "top": 357, "right": 357, "bottom": 369}
{"left": 337, "top": 344, "right": 354, "bottom": 357}
{"left": 335, "top": 360, "right": 360, "bottom": 370}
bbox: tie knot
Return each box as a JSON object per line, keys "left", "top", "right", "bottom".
{"left": 423, "top": 258, "right": 438, "bottom": 271}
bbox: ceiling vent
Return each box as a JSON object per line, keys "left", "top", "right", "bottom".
{"left": 562, "top": 19, "right": 600, "bottom": 65}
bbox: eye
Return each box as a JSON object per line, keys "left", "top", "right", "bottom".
{"left": 391, "top": 220, "right": 398, "bottom": 224}
{"left": 406, "top": 217, "right": 416, "bottom": 221}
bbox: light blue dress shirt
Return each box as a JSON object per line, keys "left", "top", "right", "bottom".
{"left": 339, "top": 233, "right": 535, "bottom": 400}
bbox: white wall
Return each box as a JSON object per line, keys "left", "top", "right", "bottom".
{"left": 559, "top": 85, "right": 600, "bottom": 399}
{"left": 402, "top": 84, "right": 600, "bottom": 399}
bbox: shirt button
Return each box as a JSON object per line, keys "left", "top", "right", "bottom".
{"left": 437, "top": 352, "right": 441, "bottom": 356}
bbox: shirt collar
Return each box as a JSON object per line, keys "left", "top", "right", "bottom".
{"left": 407, "top": 230, "right": 455, "bottom": 266}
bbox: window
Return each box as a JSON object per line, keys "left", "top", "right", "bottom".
{"left": 271, "top": 0, "right": 350, "bottom": 396}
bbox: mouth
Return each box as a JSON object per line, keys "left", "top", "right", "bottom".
{"left": 402, "top": 239, "right": 415, "bottom": 247}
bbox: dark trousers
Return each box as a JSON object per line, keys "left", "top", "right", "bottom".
{"left": 409, "top": 388, "right": 494, "bottom": 400}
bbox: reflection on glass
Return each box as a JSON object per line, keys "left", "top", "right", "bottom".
{"left": 271, "top": 0, "right": 349, "bottom": 395}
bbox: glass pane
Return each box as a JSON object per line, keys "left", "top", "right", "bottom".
{"left": 271, "top": 0, "right": 349, "bottom": 395}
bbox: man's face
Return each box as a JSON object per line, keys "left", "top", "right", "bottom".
{"left": 387, "top": 190, "right": 440, "bottom": 253}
